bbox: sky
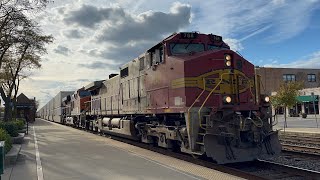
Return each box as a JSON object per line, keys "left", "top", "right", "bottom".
{"left": 21, "top": 0, "right": 320, "bottom": 108}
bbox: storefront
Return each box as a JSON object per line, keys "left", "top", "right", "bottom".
{"left": 272, "top": 88, "right": 320, "bottom": 116}
{"left": 296, "top": 95, "right": 319, "bottom": 115}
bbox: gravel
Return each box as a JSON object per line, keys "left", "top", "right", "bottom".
{"left": 260, "top": 134, "right": 320, "bottom": 172}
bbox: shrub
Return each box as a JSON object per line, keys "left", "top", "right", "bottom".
{"left": 13, "top": 119, "right": 25, "bottom": 130}
{"left": 0, "top": 128, "right": 12, "bottom": 154}
{"left": 0, "top": 121, "right": 19, "bottom": 137}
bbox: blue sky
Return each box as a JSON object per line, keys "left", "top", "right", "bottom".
{"left": 19, "top": 0, "right": 320, "bottom": 107}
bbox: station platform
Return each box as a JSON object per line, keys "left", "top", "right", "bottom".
{"left": 278, "top": 128, "right": 320, "bottom": 134}
{"left": 3, "top": 119, "right": 243, "bottom": 180}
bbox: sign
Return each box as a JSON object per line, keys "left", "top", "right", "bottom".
{"left": 180, "top": 32, "right": 198, "bottom": 39}
{"left": 210, "top": 34, "right": 223, "bottom": 42}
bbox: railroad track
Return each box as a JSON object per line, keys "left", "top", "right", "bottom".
{"left": 228, "top": 159, "right": 320, "bottom": 180}
{"left": 280, "top": 137, "right": 320, "bottom": 146}
{"left": 279, "top": 133, "right": 320, "bottom": 157}
{"left": 282, "top": 143, "right": 320, "bottom": 156}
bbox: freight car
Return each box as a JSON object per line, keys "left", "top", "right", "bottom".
{"left": 38, "top": 32, "right": 281, "bottom": 164}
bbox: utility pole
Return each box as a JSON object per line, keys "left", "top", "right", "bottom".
{"left": 311, "top": 92, "right": 318, "bottom": 128}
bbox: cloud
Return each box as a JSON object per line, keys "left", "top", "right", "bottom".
{"left": 54, "top": 45, "right": 71, "bottom": 56}
{"left": 95, "top": 2, "right": 191, "bottom": 44}
{"left": 81, "top": 41, "right": 152, "bottom": 65}
{"left": 191, "top": 0, "right": 320, "bottom": 43}
{"left": 63, "top": 5, "right": 126, "bottom": 28}
{"left": 224, "top": 38, "right": 243, "bottom": 52}
{"left": 63, "top": 2, "right": 191, "bottom": 66}
{"left": 63, "top": 29, "right": 84, "bottom": 39}
{"left": 263, "top": 50, "right": 320, "bottom": 68}
{"left": 78, "top": 61, "right": 118, "bottom": 69}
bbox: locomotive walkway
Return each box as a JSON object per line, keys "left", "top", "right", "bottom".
{"left": 2, "top": 119, "right": 242, "bottom": 180}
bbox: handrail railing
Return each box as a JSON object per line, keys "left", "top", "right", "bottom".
{"left": 187, "top": 77, "right": 207, "bottom": 134}
{"left": 198, "top": 73, "right": 229, "bottom": 129}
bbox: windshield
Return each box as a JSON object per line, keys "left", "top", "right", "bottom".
{"left": 170, "top": 43, "right": 204, "bottom": 55}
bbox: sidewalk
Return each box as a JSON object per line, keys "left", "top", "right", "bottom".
{"left": 2, "top": 127, "right": 37, "bottom": 180}
{"left": 273, "top": 115, "right": 320, "bottom": 129}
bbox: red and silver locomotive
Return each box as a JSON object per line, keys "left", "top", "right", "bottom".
{"left": 41, "top": 32, "right": 281, "bottom": 164}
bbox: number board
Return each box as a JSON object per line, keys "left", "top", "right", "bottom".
{"left": 180, "top": 32, "right": 198, "bottom": 39}
{"left": 211, "top": 35, "right": 223, "bottom": 42}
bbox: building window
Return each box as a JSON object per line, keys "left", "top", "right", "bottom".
{"left": 283, "top": 74, "right": 296, "bottom": 82}
{"left": 120, "top": 67, "right": 129, "bottom": 78}
{"left": 307, "top": 74, "right": 316, "bottom": 82}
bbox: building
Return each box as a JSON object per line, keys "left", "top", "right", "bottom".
{"left": 256, "top": 67, "right": 320, "bottom": 116}
{"left": 16, "top": 93, "right": 37, "bottom": 122}
{"left": 256, "top": 67, "right": 320, "bottom": 95}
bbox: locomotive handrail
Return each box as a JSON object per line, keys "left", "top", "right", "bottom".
{"left": 187, "top": 77, "right": 207, "bottom": 133}
{"left": 198, "top": 72, "right": 230, "bottom": 130}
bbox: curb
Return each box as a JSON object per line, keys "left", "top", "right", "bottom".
{"left": 17, "top": 128, "right": 27, "bottom": 134}
{"left": 12, "top": 133, "right": 25, "bottom": 144}
{"left": 5, "top": 144, "right": 22, "bottom": 166}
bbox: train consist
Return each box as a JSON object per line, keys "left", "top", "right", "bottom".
{"left": 38, "top": 32, "right": 281, "bottom": 164}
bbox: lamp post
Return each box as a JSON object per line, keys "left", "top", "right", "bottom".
{"left": 311, "top": 92, "right": 318, "bottom": 128}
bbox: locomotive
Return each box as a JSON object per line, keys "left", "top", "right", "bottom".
{"left": 38, "top": 32, "right": 281, "bottom": 164}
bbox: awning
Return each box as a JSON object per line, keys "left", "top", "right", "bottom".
{"left": 297, "top": 95, "right": 318, "bottom": 102}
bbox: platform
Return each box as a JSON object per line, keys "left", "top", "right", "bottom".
{"left": 3, "top": 119, "right": 243, "bottom": 180}
{"left": 278, "top": 128, "right": 320, "bottom": 134}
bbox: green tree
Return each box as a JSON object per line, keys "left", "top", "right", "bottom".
{"left": 271, "top": 81, "right": 303, "bottom": 128}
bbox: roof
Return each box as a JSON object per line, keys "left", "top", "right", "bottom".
{"left": 17, "top": 93, "right": 34, "bottom": 104}
{"left": 297, "top": 95, "right": 318, "bottom": 102}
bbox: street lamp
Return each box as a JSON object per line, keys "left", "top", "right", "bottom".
{"left": 311, "top": 92, "right": 318, "bottom": 128}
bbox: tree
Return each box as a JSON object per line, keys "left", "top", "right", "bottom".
{"left": 0, "top": 1, "right": 53, "bottom": 121}
{"left": 0, "top": 22, "right": 52, "bottom": 121}
{"left": 271, "top": 81, "right": 303, "bottom": 128}
{"left": 0, "top": 0, "right": 48, "bottom": 68}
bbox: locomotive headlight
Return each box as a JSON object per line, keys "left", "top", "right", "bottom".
{"left": 225, "top": 60, "right": 232, "bottom": 66}
{"left": 225, "top": 54, "right": 232, "bottom": 66}
{"left": 225, "top": 54, "right": 232, "bottom": 61}
{"left": 264, "top": 96, "right": 270, "bottom": 103}
{"left": 223, "top": 96, "right": 232, "bottom": 103}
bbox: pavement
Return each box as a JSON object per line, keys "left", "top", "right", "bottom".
{"left": 273, "top": 115, "right": 320, "bottom": 133}
{"left": 2, "top": 119, "right": 242, "bottom": 180}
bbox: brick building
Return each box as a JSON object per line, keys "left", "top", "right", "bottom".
{"left": 256, "top": 67, "right": 320, "bottom": 95}
{"left": 256, "top": 67, "right": 320, "bottom": 116}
